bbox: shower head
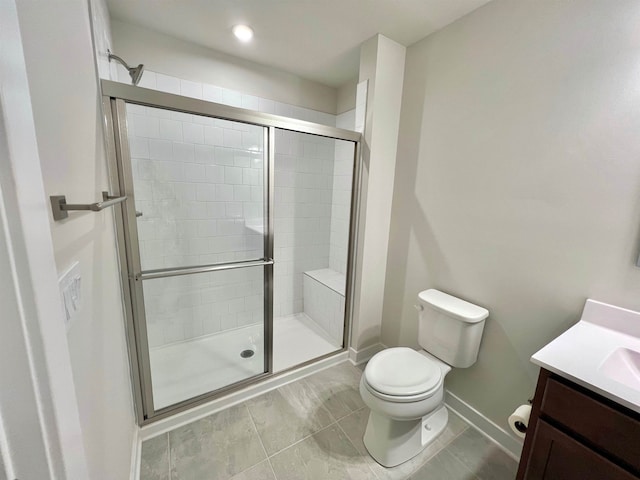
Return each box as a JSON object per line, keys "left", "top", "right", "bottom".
{"left": 108, "top": 50, "right": 145, "bottom": 86}
{"left": 128, "top": 64, "right": 145, "bottom": 86}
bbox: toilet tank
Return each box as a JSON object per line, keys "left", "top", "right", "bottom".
{"left": 417, "top": 289, "right": 489, "bottom": 368}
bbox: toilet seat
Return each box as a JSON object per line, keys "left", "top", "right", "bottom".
{"left": 364, "top": 347, "right": 442, "bottom": 402}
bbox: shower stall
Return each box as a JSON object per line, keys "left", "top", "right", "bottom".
{"left": 100, "top": 80, "right": 361, "bottom": 423}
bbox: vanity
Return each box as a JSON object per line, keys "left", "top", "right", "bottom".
{"left": 517, "top": 300, "right": 640, "bottom": 480}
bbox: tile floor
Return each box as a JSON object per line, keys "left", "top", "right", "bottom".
{"left": 140, "top": 362, "right": 518, "bottom": 480}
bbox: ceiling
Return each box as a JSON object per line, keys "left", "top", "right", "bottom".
{"left": 106, "top": 0, "right": 490, "bottom": 87}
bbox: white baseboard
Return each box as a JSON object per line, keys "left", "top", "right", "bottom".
{"left": 445, "top": 390, "right": 523, "bottom": 461}
{"left": 129, "top": 426, "right": 142, "bottom": 480}
{"left": 348, "top": 343, "right": 386, "bottom": 365}
{"left": 140, "top": 351, "right": 348, "bottom": 441}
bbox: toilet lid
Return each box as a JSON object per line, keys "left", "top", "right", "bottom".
{"left": 365, "top": 347, "right": 442, "bottom": 397}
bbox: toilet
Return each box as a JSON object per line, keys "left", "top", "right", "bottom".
{"left": 359, "top": 289, "right": 488, "bottom": 467}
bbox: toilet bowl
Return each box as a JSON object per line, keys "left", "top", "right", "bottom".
{"left": 359, "top": 289, "right": 488, "bottom": 467}
{"left": 359, "top": 348, "right": 451, "bottom": 467}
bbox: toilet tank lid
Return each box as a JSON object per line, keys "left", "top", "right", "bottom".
{"left": 418, "top": 289, "right": 489, "bottom": 323}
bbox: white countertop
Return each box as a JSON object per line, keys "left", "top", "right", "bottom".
{"left": 531, "top": 299, "right": 640, "bottom": 414}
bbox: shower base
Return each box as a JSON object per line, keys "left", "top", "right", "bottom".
{"left": 150, "top": 313, "right": 340, "bottom": 410}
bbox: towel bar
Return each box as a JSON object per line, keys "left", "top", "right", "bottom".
{"left": 50, "top": 191, "right": 127, "bottom": 221}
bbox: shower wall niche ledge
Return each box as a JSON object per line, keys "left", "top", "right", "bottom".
{"left": 244, "top": 218, "right": 264, "bottom": 235}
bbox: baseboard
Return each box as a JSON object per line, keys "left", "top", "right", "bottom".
{"left": 140, "top": 351, "right": 348, "bottom": 441}
{"left": 444, "top": 390, "right": 523, "bottom": 461}
{"left": 129, "top": 426, "right": 142, "bottom": 480}
{"left": 348, "top": 343, "right": 386, "bottom": 365}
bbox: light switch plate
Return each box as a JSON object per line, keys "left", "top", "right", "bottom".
{"left": 59, "top": 261, "right": 81, "bottom": 329}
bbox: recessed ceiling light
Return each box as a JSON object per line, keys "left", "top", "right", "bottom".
{"left": 232, "top": 25, "right": 254, "bottom": 43}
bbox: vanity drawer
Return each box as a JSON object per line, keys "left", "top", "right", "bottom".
{"left": 540, "top": 378, "right": 640, "bottom": 473}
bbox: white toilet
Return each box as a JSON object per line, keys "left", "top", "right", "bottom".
{"left": 359, "top": 289, "right": 488, "bottom": 467}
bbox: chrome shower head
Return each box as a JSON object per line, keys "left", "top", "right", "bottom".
{"left": 108, "top": 50, "right": 145, "bottom": 86}
{"left": 128, "top": 64, "right": 145, "bottom": 86}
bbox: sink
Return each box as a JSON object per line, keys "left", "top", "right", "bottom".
{"left": 532, "top": 299, "right": 640, "bottom": 413}
{"left": 599, "top": 347, "right": 640, "bottom": 392}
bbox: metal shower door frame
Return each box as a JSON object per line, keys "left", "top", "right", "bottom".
{"left": 101, "top": 80, "right": 362, "bottom": 424}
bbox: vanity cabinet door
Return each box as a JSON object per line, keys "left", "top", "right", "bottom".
{"left": 524, "top": 420, "right": 637, "bottom": 480}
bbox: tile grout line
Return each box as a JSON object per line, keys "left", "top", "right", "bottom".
{"left": 262, "top": 403, "right": 365, "bottom": 460}
{"left": 166, "top": 432, "right": 171, "bottom": 480}
{"left": 439, "top": 447, "right": 482, "bottom": 480}
{"left": 375, "top": 412, "right": 473, "bottom": 480}
{"left": 266, "top": 419, "right": 340, "bottom": 459}
{"left": 438, "top": 426, "right": 495, "bottom": 480}
{"left": 405, "top": 422, "right": 472, "bottom": 478}
{"left": 242, "top": 402, "right": 276, "bottom": 479}
{"left": 333, "top": 413, "right": 382, "bottom": 480}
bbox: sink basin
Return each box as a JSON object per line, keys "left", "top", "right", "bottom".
{"left": 599, "top": 347, "right": 640, "bottom": 392}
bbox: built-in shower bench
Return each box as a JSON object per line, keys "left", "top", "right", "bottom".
{"left": 303, "top": 268, "right": 346, "bottom": 346}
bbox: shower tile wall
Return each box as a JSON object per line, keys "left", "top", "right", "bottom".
{"left": 128, "top": 105, "right": 266, "bottom": 347}
{"left": 129, "top": 106, "right": 264, "bottom": 270}
{"left": 117, "top": 68, "right": 336, "bottom": 126}
{"left": 273, "top": 130, "right": 336, "bottom": 317}
{"left": 330, "top": 111, "right": 356, "bottom": 275}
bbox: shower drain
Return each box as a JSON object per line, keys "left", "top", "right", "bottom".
{"left": 240, "top": 349, "right": 255, "bottom": 359}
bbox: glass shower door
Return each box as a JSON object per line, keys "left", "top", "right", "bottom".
{"left": 114, "top": 100, "right": 270, "bottom": 413}
{"left": 272, "top": 128, "right": 356, "bottom": 371}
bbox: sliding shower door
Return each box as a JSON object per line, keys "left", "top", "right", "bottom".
{"left": 110, "top": 98, "right": 271, "bottom": 414}
{"left": 102, "top": 80, "right": 361, "bottom": 423}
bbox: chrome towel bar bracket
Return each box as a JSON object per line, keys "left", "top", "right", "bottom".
{"left": 50, "top": 191, "right": 127, "bottom": 221}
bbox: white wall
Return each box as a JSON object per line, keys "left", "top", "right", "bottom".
{"left": 89, "top": 0, "right": 117, "bottom": 81}
{"left": 383, "top": 0, "right": 640, "bottom": 434}
{"left": 0, "top": 0, "right": 89, "bottom": 477}
{"left": 351, "top": 35, "right": 406, "bottom": 350}
{"left": 15, "top": 0, "right": 135, "bottom": 478}
{"left": 111, "top": 20, "right": 338, "bottom": 114}
{"left": 337, "top": 79, "right": 357, "bottom": 114}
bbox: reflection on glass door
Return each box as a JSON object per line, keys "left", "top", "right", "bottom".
{"left": 119, "top": 101, "right": 269, "bottom": 412}
{"left": 272, "top": 129, "right": 355, "bottom": 372}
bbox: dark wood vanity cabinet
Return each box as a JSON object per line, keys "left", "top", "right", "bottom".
{"left": 517, "top": 369, "right": 640, "bottom": 480}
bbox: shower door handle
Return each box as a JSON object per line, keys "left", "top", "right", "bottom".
{"left": 139, "top": 258, "right": 275, "bottom": 280}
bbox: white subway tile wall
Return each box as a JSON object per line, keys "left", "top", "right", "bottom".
{"left": 128, "top": 106, "right": 265, "bottom": 272}
{"left": 143, "top": 267, "right": 264, "bottom": 348}
{"left": 116, "top": 68, "right": 336, "bottom": 126}
{"left": 117, "top": 68, "right": 356, "bottom": 348}
{"left": 273, "top": 129, "right": 336, "bottom": 317}
{"left": 330, "top": 111, "right": 356, "bottom": 274}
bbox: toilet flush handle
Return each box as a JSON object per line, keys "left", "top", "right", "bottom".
{"left": 414, "top": 304, "right": 424, "bottom": 311}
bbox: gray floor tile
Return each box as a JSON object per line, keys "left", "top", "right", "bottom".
{"left": 304, "top": 362, "right": 365, "bottom": 420}
{"left": 169, "top": 404, "right": 266, "bottom": 480}
{"left": 446, "top": 428, "right": 518, "bottom": 480}
{"left": 246, "top": 380, "right": 334, "bottom": 455}
{"left": 270, "top": 424, "right": 377, "bottom": 480}
{"left": 140, "top": 434, "right": 170, "bottom": 480}
{"left": 337, "top": 406, "right": 469, "bottom": 480}
{"left": 408, "top": 450, "right": 479, "bottom": 480}
{"left": 229, "top": 460, "right": 276, "bottom": 480}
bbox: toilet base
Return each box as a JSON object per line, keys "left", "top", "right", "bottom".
{"left": 363, "top": 404, "right": 449, "bottom": 467}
